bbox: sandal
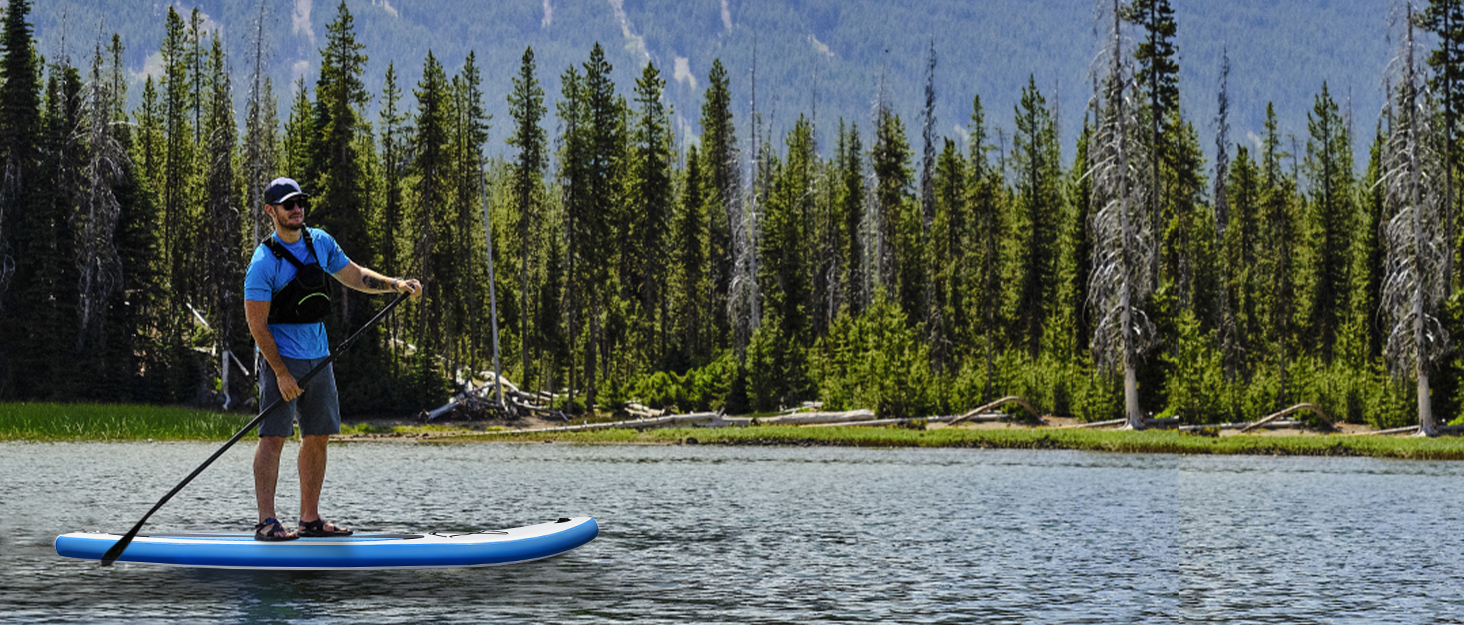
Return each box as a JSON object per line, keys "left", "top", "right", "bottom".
{"left": 254, "top": 517, "right": 299, "bottom": 541}
{"left": 298, "top": 518, "right": 353, "bottom": 537}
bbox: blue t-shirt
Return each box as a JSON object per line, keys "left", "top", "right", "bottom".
{"left": 244, "top": 228, "right": 352, "bottom": 359}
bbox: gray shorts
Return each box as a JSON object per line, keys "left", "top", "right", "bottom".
{"left": 257, "top": 355, "right": 340, "bottom": 437}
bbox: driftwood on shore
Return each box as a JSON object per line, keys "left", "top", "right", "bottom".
{"left": 730, "top": 409, "right": 876, "bottom": 425}
{"left": 1177, "top": 420, "right": 1307, "bottom": 432}
{"left": 504, "top": 412, "right": 721, "bottom": 433}
{"left": 948, "top": 396, "right": 1043, "bottom": 425}
{"left": 1239, "top": 403, "right": 1333, "bottom": 433}
{"left": 422, "top": 374, "right": 569, "bottom": 422}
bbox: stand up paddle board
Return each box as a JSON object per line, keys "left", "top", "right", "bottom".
{"left": 55, "top": 517, "right": 598, "bottom": 570}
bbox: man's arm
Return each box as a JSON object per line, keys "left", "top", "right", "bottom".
{"left": 245, "top": 299, "right": 303, "bottom": 402}
{"left": 332, "top": 261, "right": 423, "bottom": 298}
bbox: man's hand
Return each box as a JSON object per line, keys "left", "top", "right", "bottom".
{"left": 392, "top": 278, "right": 424, "bottom": 299}
{"left": 335, "top": 263, "right": 423, "bottom": 299}
{"left": 275, "top": 369, "right": 303, "bottom": 402}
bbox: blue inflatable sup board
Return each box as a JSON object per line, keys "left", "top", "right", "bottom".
{"left": 55, "top": 517, "right": 598, "bottom": 570}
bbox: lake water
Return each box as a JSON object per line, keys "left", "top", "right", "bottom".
{"left": 3, "top": 441, "right": 1464, "bottom": 623}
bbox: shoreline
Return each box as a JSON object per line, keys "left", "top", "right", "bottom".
{"left": 331, "top": 417, "right": 1464, "bottom": 461}
{"left": 6, "top": 402, "right": 1464, "bottom": 460}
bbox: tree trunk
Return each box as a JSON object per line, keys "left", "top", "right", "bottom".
{"left": 1124, "top": 359, "right": 1144, "bottom": 429}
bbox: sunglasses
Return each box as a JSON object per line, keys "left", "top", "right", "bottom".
{"left": 275, "top": 199, "right": 308, "bottom": 212}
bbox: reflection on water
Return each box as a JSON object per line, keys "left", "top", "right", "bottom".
{"left": 4, "top": 442, "right": 1464, "bottom": 623}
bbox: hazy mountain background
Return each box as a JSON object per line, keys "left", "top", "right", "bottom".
{"left": 30, "top": 0, "right": 1394, "bottom": 171}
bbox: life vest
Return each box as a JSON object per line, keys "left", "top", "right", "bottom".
{"left": 260, "top": 229, "right": 332, "bottom": 325}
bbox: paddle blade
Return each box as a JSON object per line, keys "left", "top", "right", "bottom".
{"left": 99, "top": 528, "right": 140, "bottom": 566}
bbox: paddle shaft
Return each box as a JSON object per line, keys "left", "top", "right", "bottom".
{"left": 101, "top": 292, "right": 409, "bottom": 566}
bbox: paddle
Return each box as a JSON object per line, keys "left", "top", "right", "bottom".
{"left": 101, "top": 291, "right": 409, "bottom": 566}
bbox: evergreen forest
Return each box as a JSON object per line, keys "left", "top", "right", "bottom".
{"left": 5, "top": 0, "right": 1464, "bottom": 434}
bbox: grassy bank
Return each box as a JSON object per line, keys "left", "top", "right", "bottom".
{"left": 457, "top": 425, "right": 1464, "bottom": 460}
{"left": 0, "top": 403, "right": 255, "bottom": 441}
{"left": 8, "top": 402, "right": 1464, "bottom": 460}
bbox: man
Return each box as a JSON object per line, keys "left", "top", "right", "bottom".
{"left": 244, "top": 177, "right": 422, "bottom": 541}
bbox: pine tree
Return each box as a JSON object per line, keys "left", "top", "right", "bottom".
{"left": 1360, "top": 123, "right": 1387, "bottom": 362}
{"left": 919, "top": 40, "right": 938, "bottom": 332}
{"left": 670, "top": 144, "right": 709, "bottom": 370}
{"left": 135, "top": 76, "right": 163, "bottom": 191}
{"left": 700, "top": 59, "right": 738, "bottom": 351}
{"left": 413, "top": 51, "right": 452, "bottom": 359}
{"left": 584, "top": 44, "right": 624, "bottom": 405}
{"left": 377, "top": 62, "right": 408, "bottom": 376}
{"left": 871, "top": 104, "right": 913, "bottom": 316}
{"left": 1302, "top": 82, "right": 1356, "bottom": 364}
{"left": 283, "top": 78, "right": 313, "bottom": 180}
{"left": 506, "top": 47, "right": 546, "bottom": 385}
{"left": 750, "top": 118, "right": 816, "bottom": 409}
{"left": 629, "top": 60, "right": 672, "bottom": 366}
{"left": 930, "top": 137, "right": 966, "bottom": 373}
{"left": 556, "top": 65, "right": 587, "bottom": 410}
{"left": 445, "top": 52, "right": 491, "bottom": 374}
{"left": 15, "top": 62, "right": 84, "bottom": 398}
{"left": 201, "top": 36, "right": 244, "bottom": 368}
{"left": 1064, "top": 118, "right": 1094, "bottom": 359}
{"left": 1417, "top": 0, "right": 1464, "bottom": 285}
{"left": 0, "top": 0, "right": 43, "bottom": 377}
{"left": 159, "top": 6, "right": 196, "bottom": 326}
{"left": 1224, "top": 147, "right": 1263, "bottom": 377}
{"left": 836, "top": 120, "right": 866, "bottom": 315}
{"left": 1010, "top": 76, "right": 1062, "bottom": 358}
{"left": 1121, "top": 0, "right": 1179, "bottom": 290}
{"left": 762, "top": 117, "right": 814, "bottom": 345}
{"left": 557, "top": 44, "right": 625, "bottom": 409}
{"left": 968, "top": 96, "right": 1005, "bottom": 398}
{"left": 311, "top": 0, "right": 376, "bottom": 385}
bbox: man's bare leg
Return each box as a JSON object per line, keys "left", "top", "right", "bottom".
{"left": 254, "top": 436, "right": 295, "bottom": 538}
{"left": 298, "top": 434, "right": 333, "bottom": 526}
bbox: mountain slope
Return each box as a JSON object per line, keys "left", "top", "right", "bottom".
{"left": 30, "top": 0, "right": 1393, "bottom": 170}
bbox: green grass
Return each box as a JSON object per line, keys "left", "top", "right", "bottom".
{"left": 457, "top": 425, "right": 1464, "bottom": 460}
{"left": 0, "top": 402, "right": 255, "bottom": 441}
{"left": 9, "top": 402, "right": 1464, "bottom": 460}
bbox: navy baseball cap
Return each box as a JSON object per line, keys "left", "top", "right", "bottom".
{"left": 263, "top": 177, "right": 308, "bottom": 205}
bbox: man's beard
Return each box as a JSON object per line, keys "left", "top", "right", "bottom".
{"left": 278, "top": 219, "right": 304, "bottom": 231}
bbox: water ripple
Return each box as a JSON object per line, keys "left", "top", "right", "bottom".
{"left": 3, "top": 443, "right": 1462, "bottom": 623}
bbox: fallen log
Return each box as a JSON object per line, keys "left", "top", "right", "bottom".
{"left": 626, "top": 403, "right": 667, "bottom": 418}
{"left": 1239, "top": 403, "right": 1333, "bottom": 434}
{"left": 716, "top": 409, "right": 876, "bottom": 426}
{"left": 1063, "top": 417, "right": 1127, "bottom": 429}
{"left": 762, "top": 409, "right": 876, "bottom": 425}
{"left": 948, "top": 396, "right": 1042, "bottom": 425}
{"left": 422, "top": 377, "right": 569, "bottom": 422}
{"left": 1351, "top": 425, "right": 1422, "bottom": 436}
{"left": 1178, "top": 420, "right": 1306, "bottom": 432}
{"left": 946, "top": 412, "right": 1015, "bottom": 423}
{"left": 807, "top": 414, "right": 968, "bottom": 428}
{"left": 503, "top": 412, "right": 719, "bottom": 433}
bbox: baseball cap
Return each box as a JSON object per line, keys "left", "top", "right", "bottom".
{"left": 263, "top": 177, "right": 309, "bottom": 205}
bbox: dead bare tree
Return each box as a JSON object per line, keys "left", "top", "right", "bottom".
{"left": 1088, "top": 0, "right": 1157, "bottom": 429}
{"left": 1214, "top": 45, "right": 1241, "bottom": 382}
{"left": 1382, "top": 2, "right": 1451, "bottom": 436}
{"left": 243, "top": 0, "right": 276, "bottom": 249}
{"left": 730, "top": 43, "right": 762, "bottom": 361}
{"left": 74, "top": 36, "right": 125, "bottom": 352}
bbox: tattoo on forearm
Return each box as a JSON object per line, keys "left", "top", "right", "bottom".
{"left": 364, "top": 275, "right": 388, "bottom": 290}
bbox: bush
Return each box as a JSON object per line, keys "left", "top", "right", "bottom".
{"left": 810, "top": 293, "right": 934, "bottom": 419}
{"left": 628, "top": 350, "right": 740, "bottom": 412}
